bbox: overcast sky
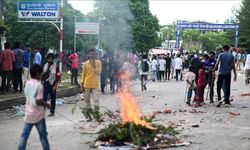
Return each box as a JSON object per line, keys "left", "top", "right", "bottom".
{"left": 68, "top": 0, "right": 242, "bottom": 25}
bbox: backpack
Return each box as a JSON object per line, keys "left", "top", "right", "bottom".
{"left": 141, "top": 61, "right": 149, "bottom": 72}
{"left": 42, "top": 63, "right": 61, "bottom": 86}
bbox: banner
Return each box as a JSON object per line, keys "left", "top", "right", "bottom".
{"left": 18, "top": 0, "right": 60, "bottom": 19}
{"left": 177, "top": 23, "right": 239, "bottom": 30}
{"left": 75, "top": 22, "right": 99, "bottom": 35}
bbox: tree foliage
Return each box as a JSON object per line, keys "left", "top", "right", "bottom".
{"left": 91, "top": 0, "right": 160, "bottom": 53}
{"left": 129, "top": 0, "right": 161, "bottom": 53}
{"left": 236, "top": 0, "right": 250, "bottom": 49}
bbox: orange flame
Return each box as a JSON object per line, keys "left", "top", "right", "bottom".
{"left": 117, "top": 68, "right": 152, "bottom": 128}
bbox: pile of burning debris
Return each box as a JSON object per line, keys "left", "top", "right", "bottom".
{"left": 91, "top": 80, "right": 189, "bottom": 149}
{"left": 95, "top": 121, "right": 189, "bottom": 149}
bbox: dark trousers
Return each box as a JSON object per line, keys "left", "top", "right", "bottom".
{"left": 205, "top": 73, "right": 215, "bottom": 100}
{"left": 100, "top": 74, "right": 106, "bottom": 93}
{"left": 2, "top": 71, "right": 12, "bottom": 92}
{"left": 71, "top": 68, "right": 78, "bottom": 85}
{"left": 43, "top": 82, "right": 56, "bottom": 114}
{"left": 217, "top": 74, "right": 231, "bottom": 104}
{"left": 140, "top": 75, "right": 147, "bottom": 90}
{"left": 175, "top": 69, "right": 181, "bottom": 81}
{"left": 13, "top": 68, "right": 23, "bottom": 92}
{"left": 159, "top": 71, "right": 165, "bottom": 81}
{"left": 109, "top": 76, "right": 115, "bottom": 93}
{"left": 165, "top": 67, "right": 171, "bottom": 80}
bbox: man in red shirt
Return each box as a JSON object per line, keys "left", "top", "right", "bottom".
{"left": 68, "top": 51, "right": 79, "bottom": 85}
{"left": 0, "top": 42, "right": 15, "bottom": 93}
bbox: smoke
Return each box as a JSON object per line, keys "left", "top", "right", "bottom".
{"left": 96, "top": 0, "right": 134, "bottom": 54}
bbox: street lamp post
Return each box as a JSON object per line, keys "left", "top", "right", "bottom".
{"left": 59, "top": 0, "right": 64, "bottom": 73}
{"left": 74, "top": 16, "right": 76, "bottom": 52}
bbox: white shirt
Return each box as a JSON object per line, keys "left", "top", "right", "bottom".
{"left": 185, "top": 72, "right": 197, "bottom": 88}
{"left": 151, "top": 59, "right": 157, "bottom": 71}
{"left": 158, "top": 59, "right": 166, "bottom": 71}
{"left": 138, "top": 60, "right": 149, "bottom": 75}
{"left": 174, "top": 57, "right": 182, "bottom": 70}
{"left": 244, "top": 54, "right": 250, "bottom": 70}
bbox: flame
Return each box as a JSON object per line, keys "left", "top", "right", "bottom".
{"left": 117, "top": 69, "right": 152, "bottom": 129}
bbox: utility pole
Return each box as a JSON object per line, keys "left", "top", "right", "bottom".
{"left": 74, "top": 16, "right": 76, "bottom": 52}
{"left": 59, "top": 0, "right": 64, "bottom": 73}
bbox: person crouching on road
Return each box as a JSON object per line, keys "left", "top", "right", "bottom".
{"left": 185, "top": 65, "right": 198, "bottom": 106}
{"left": 81, "top": 48, "right": 102, "bottom": 121}
{"left": 42, "top": 53, "right": 58, "bottom": 117}
{"left": 18, "top": 64, "right": 51, "bottom": 150}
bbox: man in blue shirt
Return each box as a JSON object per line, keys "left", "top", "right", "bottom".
{"left": 33, "top": 48, "right": 42, "bottom": 65}
{"left": 23, "top": 45, "right": 31, "bottom": 86}
{"left": 214, "top": 45, "right": 237, "bottom": 107}
{"left": 204, "top": 52, "right": 217, "bottom": 103}
{"left": 13, "top": 42, "right": 24, "bottom": 93}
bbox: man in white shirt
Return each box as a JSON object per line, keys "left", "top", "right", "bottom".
{"left": 151, "top": 56, "right": 157, "bottom": 82}
{"left": 174, "top": 54, "right": 183, "bottom": 81}
{"left": 158, "top": 56, "right": 166, "bottom": 82}
{"left": 244, "top": 54, "right": 250, "bottom": 85}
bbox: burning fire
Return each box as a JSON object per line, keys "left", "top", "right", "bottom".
{"left": 117, "top": 69, "right": 152, "bottom": 129}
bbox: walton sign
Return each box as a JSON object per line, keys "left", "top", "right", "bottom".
{"left": 18, "top": 0, "right": 60, "bottom": 19}
{"left": 175, "top": 21, "right": 239, "bottom": 49}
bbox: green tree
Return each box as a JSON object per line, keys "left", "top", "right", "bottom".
{"left": 236, "top": 0, "right": 250, "bottom": 49}
{"left": 91, "top": 0, "right": 160, "bottom": 53}
{"left": 129, "top": 0, "right": 160, "bottom": 53}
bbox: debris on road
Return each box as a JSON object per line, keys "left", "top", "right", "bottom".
{"left": 240, "top": 93, "right": 250, "bottom": 97}
{"left": 228, "top": 112, "right": 240, "bottom": 115}
{"left": 190, "top": 109, "right": 206, "bottom": 114}
{"left": 191, "top": 124, "right": 199, "bottom": 128}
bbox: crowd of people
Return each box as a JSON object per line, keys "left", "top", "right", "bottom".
{"left": 0, "top": 40, "right": 249, "bottom": 149}
{"left": 136, "top": 45, "right": 249, "bottom": 107}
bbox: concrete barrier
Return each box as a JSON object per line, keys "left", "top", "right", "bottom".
{"left": 0, "top": 87, "right": 81, "bottom": 110}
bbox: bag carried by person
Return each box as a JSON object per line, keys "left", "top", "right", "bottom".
{"left": 141, "top": 61, "right": 149, "bottom": 72}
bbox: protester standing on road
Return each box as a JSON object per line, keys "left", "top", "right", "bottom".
{"left": 244, "top": 53, "right": 250, "bottom": 85}
{"left": 81, "top": 48, "right": 102, "bottom": 121}
{"left": 185, "top": 65, "right": 198, "bottom": 106}
{"left": 23, "top": 45, "right": 31, "bottom": 87}
{"left": 107, "top": 55, "right": 116, "bottom": 93}
{"left": 13, "top": 43, "right": 24, "bottom": 93}
{"left": 165, "top": 53, "right": 172, "bottom": 81}
{"left": 151, "top": 56, "right": 157, "bottom": 82}
{"left": 18, "top": 64, "right": 51, "bottom": 150}
{"left": 197, "top": 63, "right": 205, "bottom": 106}
{"left": 33, "top": 48, "right": 42, "bottom": 65}
{"left": 174, "top": 54, "right": 183, "bottom": 81}
{"left": 204, "top": 52, "right": 216, "bottom": 103}
{"left": 100, "top": 55, "right": 107, "bottom": 93}
{"left": 190, "top": 54, "right": 201, "bottom": 84}
{"left": 138, "top": 54, "right": 149, "bottom": 91}
{"left": 158, "top": 56, "right": 166, "bottom": 82}
{"left": 42, "top": 53, "right": 58, "bottom": 116}
{"left": 214, "top": 45, "right": 237, "bottom": 107}
{"left": 0, "top": 42, "right": 15, "bottom": 93}
{"left": 68, "top": 51, "right": 80, "bottom": 86}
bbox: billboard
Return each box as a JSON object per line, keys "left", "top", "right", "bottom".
{"left": 75, "top": 22, "right": 99, "bottom": 35}
{"left": 18, "top": 0, "right": 60, "bottom": 19}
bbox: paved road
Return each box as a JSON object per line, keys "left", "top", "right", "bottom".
{"left": 0, "top": 72, "right": 249, "bottom": 150}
